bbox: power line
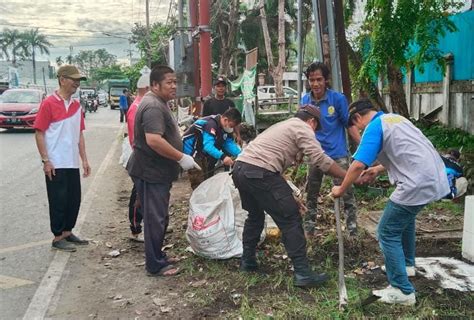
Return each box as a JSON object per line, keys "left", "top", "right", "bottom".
{"left": 54, "top": 41, "right": 125, "bottom": 48}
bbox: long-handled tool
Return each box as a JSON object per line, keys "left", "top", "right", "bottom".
{"left": 334, "top": 197, "right": 348, "bottom": 310}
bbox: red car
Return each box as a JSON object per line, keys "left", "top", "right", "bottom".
{"left": 0, "top": 89, "right": 46, "bottom": 128}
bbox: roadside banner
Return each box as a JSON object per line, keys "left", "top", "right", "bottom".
{"left": 230, "top": 66, "right": 256, "bottom": 125}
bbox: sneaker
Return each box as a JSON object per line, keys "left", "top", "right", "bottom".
{"left": 52, "top": 239, "right": 77, "bottom": 252}
{"left": 130, "top": 233, "right": 145, "bottom": 243}
{"left": 65, "top": 233, "right": 89, "bottom": 245}
{"left": 372, "top": 285, "right": 416, "bottom": 305}
{"left": 381, "top": 265, "right": 416, "bottom": 277}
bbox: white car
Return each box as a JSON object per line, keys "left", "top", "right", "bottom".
{"left": 97, "top": 92, "right": 108, "bottom": 105}
{"left": 257, "top": 85, "right": 299, "bottom": 101}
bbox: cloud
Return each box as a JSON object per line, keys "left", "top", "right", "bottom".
{"left": 1, "top": 0, "right": 171, "bottom": 62}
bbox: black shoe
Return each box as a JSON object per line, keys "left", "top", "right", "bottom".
{"left": 52, "top": 239, "right": 77, "bottom": 252}
{"left": 240, "top": 259, "right": 258, "bottom": 272}
{"left": 294, "top": 272, "right": 329, "bottom": 288}
{"left": 65, "top": 234, "right": 89, "bottom": 245}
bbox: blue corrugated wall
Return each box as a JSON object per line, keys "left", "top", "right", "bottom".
{"left": 414, "top": 10, "right": 474, "bottom": 83}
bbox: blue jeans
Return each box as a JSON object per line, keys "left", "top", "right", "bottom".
{"left": 377, "top": 200, "right": 426, "bottom": 294}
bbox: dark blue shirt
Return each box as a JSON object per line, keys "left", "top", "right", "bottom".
{"left": 300, "top": 89, "right": 350, "bottom": 159}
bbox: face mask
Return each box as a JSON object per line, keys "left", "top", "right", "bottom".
{"left": 223, "top": 126, "right": 234, "bottom": 133}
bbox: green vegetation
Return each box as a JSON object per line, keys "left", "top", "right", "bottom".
{"left": 416, "top": 121, "right": 474, "bottom": 152}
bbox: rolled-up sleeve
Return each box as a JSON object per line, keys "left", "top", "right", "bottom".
{"left": 295, "top": 126, "right": 334, "bottom": 172}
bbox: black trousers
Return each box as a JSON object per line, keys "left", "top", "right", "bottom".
{"left": 128, "top": 183, "right": 143, "bottom": 234}
{"left": 133, "top": 177, "right": 172, "bottom": 274}
{"left": 232, "top": 161, "right": 310, "bottom": 273}
{"left": 45, "top": 169, "right": 81, "bottom": 236}
{"left": 120, "top": 108, "right": 128, "bottom": 122}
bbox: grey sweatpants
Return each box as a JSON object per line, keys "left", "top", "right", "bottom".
{"left": 133, "top": 177, "right": 172, "bottom": 274}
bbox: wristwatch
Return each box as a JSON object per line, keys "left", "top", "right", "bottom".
{"left": 41, "top": 158, "right": 49, "bottom": 164}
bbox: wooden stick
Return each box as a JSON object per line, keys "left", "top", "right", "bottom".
{"left": 335, "top": 198, "right": 348, "bottom": 309}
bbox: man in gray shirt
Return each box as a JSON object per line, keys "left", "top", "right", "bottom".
{"left": 332, "top": 99, "right": 449, "bottom": 305}
{"left": 127, "top": 65, "right": 200, "bottom": 276}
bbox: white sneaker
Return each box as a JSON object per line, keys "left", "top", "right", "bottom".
{"left": 381, "top": 265, "right": 416, "bottom": 277}
{"left": 373, "top": 286, "right": 416, "bottom": 306}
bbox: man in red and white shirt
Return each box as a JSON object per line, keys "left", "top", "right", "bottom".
{"left": 34, "top": 65, "right": 91, "bottom": 252}
{"left": 125, "top": 72, "right": 149, "bottom": 242}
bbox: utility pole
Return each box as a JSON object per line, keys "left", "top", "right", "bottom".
{"left": 146, "top": 0, "right": 151, "bottom": 67}
{"left": 189, "top": 0, "right": 202, "bottom": 114}
{"left": 334, "top": 0, "right": 352, "bottom": 101}
{"left": 42, "top": 67, "right": 47, "bottom": 93}
{"left": 125, "top": 47, "right": 133, "bottom": 66}
{"left": 297, "top": 0, "right": 303, "bottom": 100}
{"left": 325, "top": 0, "right": 342, "bottom": 92}
{"left": 198, "top": 0, "right": 212, "bottom": 98}
{"left": 311, "top": 0, "right": 324, "bottom": 62}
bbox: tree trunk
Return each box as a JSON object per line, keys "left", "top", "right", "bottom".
{"left": 217, "top": 0, "right": 239, "bottom": 76}
{"left": 387, "top": 60, "right": 409, "bottom": 117}
{"left": 342, "top": 38, "right": 388, "bottom": 112}
{"left": 273, "top": 0, "right": 285, "bottom": 97}
{"left": 32, "top": 48, "right": 37, "bottom": 84}
{"left": 259, "top": 0, "right": 274, "bottom": 74}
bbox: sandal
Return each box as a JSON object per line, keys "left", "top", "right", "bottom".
{"left": 167, "top": 256, "right": 181, "bottom": 263}
{"left": 148, "top": 265, "right": 180, "bottom": 277}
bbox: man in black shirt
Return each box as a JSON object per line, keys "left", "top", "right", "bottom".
{"left": 202, "top": 76, "right": 235, "bottom": 116}
{"left": 202, "top": 76, "right": 241, "bottom": 145}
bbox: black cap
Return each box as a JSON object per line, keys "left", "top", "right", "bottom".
{"left": 348, "top": 99, "right": 375, "bottom": 125}
{"left": 214, "top": 76, "right": 227, "bottom": 86}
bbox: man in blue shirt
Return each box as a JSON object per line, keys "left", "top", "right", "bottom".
{"left": 300, "top": 62, "right": 360, "bottom": 236}
{"left": 119, "top": 89, "right": 129, "bottom": 123}
{"left": 183, "top": 108, "right": 242, "bottom": 189}
{"left": 332, "top": 99, "right": 449, "bottom": 305}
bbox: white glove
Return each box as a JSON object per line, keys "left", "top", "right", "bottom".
{"left": 178, "top": 154, "right": 202, "bottom": 171}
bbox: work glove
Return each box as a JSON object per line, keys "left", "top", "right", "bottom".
{"left": 178, "top": 154, "right": 202, "bottom": 171}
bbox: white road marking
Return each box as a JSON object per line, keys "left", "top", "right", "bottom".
{"left": 0, "top": 240, "right": 51, "bottom": 255}
{"left": 22, "top": 132, "right": 121, "bottom": 320}
{"left": 0, "top": 275, "right": 35, "bottom": 289}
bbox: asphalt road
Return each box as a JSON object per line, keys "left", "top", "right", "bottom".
{"left": 0, "top": 106, "right": 123, "bottom": 319}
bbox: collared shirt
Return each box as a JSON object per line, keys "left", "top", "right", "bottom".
{"left": 300, "top": 89, "right": 350, "bottom": 159}
{"left": 237, "top": 117, "right": 334, "bottom": 174}
{"left": 353, "top": 112, "right": 450, "bottom": 206}
{"left": 33, "top": 91, "right": 85, "bottom": 168}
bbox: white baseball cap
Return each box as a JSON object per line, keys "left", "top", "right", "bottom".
{"left": 137, "top": 73, "right": 150, "bottom": 88}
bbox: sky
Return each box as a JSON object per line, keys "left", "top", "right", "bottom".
{"left": 0, "top": 0, "right": 172, "bottom": 65}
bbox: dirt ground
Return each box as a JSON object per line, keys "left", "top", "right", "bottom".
{"left": 47, "top": 146, "right": 473, "bottom": 319}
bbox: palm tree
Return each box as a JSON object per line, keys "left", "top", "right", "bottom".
{"left": 2, "top": 28, "right": 29, "bottom": 66}
{"left": 56, "top": 56, "right": 64, "bottom": 66}
{"left": 23, "top": 28, "right": 52, "bottom": 84}
{"left": 0, "top": 32, "right": 10, "bottom": 60}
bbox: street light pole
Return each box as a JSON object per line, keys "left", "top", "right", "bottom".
{"left": 146, "top": 0, "right": 151, "bottom": 67}
{"left": 311, "top": 0, "right": 323, "bottom": 62}
{"left": 297, "top": 0, "right": 303, "bottom": 100}
{"left": 198, "top": 0, "right": 212, "bottom": 98}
